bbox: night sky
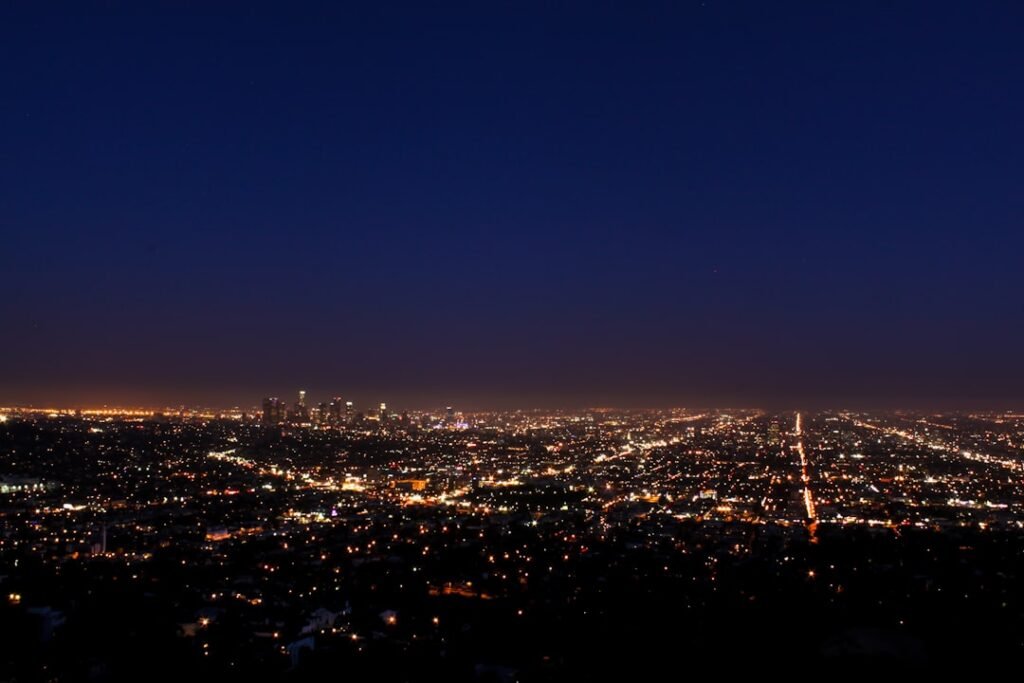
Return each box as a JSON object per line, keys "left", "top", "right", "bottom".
{"left": 2, "top": 1, "right": 1023, "bottom": 410}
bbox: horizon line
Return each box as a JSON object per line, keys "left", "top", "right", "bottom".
{"left": 2, "top": 402, "right": 1022, "bottom": 416}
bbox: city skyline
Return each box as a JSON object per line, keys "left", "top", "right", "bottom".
{"left": 4, "top": 388, "right": 1024, "bottom": 414}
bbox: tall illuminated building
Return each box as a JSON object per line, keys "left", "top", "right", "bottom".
{"left": 345, "top": 401, "right": 354, "bottom": 424}
{"left": 291, "top": 390, "right": 309, "bottom": 423}
{"left": 262, "top": 397, "right": 283, "bottom": 424}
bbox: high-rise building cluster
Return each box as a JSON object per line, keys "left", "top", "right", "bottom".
{"left": 260, "top": 391, "right": 449, "bottom": 428}
{"left": 262, "top": 391, "right": 348, "bottom": 426}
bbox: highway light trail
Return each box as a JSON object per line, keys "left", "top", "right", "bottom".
{"left": 795, "top": 412, "right": 817, "bottom": 534}
{"left": 849, "top": 416, "right": 1024, "bottom": 475}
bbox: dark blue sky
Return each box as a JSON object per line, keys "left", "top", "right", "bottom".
{"left": 2, "top": 1, "right": 1023, "bottom": 409}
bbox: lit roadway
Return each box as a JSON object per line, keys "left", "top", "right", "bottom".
{"left": 848, "top": 415, "right": 1024, "bottom": 475}
{"left": 794, "top": 413, "right": 818, "bottom": 535}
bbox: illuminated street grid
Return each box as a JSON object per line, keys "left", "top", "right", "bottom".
{"left": 2, "top": 402, "right": 1024, "bottom": 676}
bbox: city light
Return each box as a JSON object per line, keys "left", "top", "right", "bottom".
{"left": 3, "top": 402, "right": 1023, "bottom": 673}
